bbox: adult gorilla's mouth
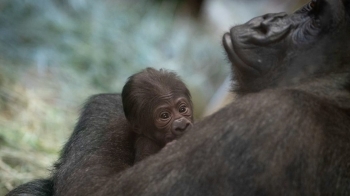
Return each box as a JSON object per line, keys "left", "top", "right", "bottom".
{"left": 223, "top": 33, "right": 260, "bottom": 75}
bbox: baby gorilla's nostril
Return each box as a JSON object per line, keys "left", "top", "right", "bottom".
{"left": 175, "top": 122, "right": 190, "bottom": 132}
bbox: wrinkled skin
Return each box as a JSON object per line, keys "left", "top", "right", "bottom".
{"left": 122, "top": 68, "right": 193, "bottom": 162}
{"left": 7, "top": 0, "right": 350, "bottom": 195}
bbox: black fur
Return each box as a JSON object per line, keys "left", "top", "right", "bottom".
{"left": 52, "top": 94, "right": 135, "bottom": 195}
{"left": 6, "top": 179, "right": 53, "bottom": 196}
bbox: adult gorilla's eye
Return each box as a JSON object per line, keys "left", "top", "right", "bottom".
{"left": 306, "top": 0, "right": 317, "bottom": 11}
{"left": 160, "top": 112, "right": 170, "bottom": 119}
{"left": 179, "top": 106, "right": 187, "bottom": 113}
{"left": 298, "top": 0, "right": 318, "bottom": 13}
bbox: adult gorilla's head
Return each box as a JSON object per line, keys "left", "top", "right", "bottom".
{"left": 223, "top": 0, "right": 350, "bottom": 94}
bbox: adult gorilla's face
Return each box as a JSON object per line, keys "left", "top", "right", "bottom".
{"left": 223, "top": 0, "right": 350, "bottom": 94}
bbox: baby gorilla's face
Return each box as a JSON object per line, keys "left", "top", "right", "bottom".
{"left": 151, "top": 96, "right": 193, "bottom": 146}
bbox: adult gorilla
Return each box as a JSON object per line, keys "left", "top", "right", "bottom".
{"left": 92, "top": 0, "right": 350, "bottom": 195}
{"left": 7, "top": 0, "right": 350, "bottom": 195}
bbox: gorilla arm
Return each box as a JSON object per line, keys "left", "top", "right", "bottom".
{"left": 53, "top": 94, "right": 136, "bottom": 196}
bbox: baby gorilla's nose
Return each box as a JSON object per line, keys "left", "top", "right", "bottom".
{"left": 172, "top": 118, "right": 191, "bottom": 135}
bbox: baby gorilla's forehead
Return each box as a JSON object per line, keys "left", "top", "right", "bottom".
{"left": 153, "top": 96, "right": 191, "bottom": 111}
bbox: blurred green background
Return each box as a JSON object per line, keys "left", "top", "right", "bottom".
{"left": 0, "top": 0, "right": 307, "bottom": 194}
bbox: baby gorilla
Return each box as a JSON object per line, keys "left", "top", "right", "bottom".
{"left": 5, "top": 68, "right": 193, "bottom": 196}
{"left": 122, "top": 67, "right": 193, "bottom": 162}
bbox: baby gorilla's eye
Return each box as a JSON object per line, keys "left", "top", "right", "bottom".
{"left": 160, "top": 112, "right": 170, "bottom": 119}
{"left": 179, "top": 106, "right": 187, "bottom": 113}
